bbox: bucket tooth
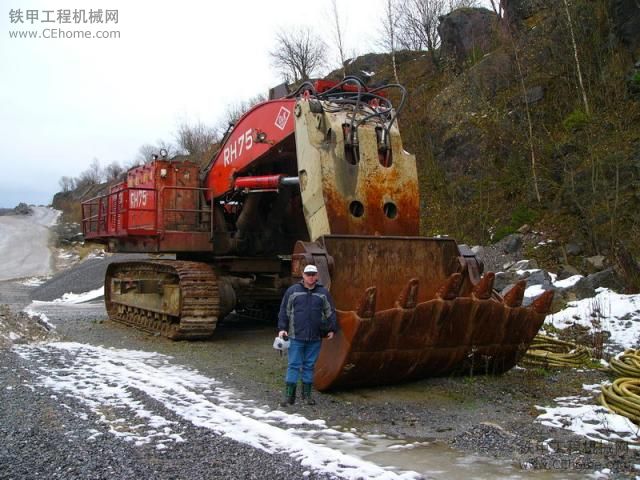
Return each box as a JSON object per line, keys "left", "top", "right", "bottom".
{"left": 436, "top": 273, "right": 462, "bottom": 300}
{"left": 395, "top": 278, "right": 419, "bottom": 309}
{"left": 473, "top": 272, "right": 495, "bottom": 300}
{"left": 357, "top": 287, "right": 377, "bottom": 318}
{"left": 503, "top": 280, "right": 526, "bottom": 307}
{"left": 531, "top": 289, "right": 554, "bottom": 314}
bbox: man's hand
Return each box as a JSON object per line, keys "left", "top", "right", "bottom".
{"left": 278, "top": 330, "right": 288, "bottom": 339}
{"left": 326, "top": 332, "right": 334, "bottom": 340}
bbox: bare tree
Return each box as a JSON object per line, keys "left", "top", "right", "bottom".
{"left": 329, "top": 0, "right": 348, "bottom": 77}
{"left": 74, "top": 158, "right": 103, "bottom": 189}
{"left": 269, "top": 27, "right": 327, "bottom": 83}
{"left": 175, "top": 121, "right": 219, "bottom": 157}
{"left": 491, "top": 3, "right": 541, "bottom": 203}
{"left": 219, "top": 94, "right": 267, "bottom": 131}
{"left": 58, "top": 176, "right": 75, "bottom": 192}
{"left": 563, "top": 0, "right": 590, "bottom": 115}
{"left": 397, "top": 0, "right": 478, "bottom": 68}
{"left": 135, "top": 141, "right": 177, "bottom": 165}
{"left": 136, "top": 144, "right": 158, "bottom": 165}
{"left": 399, "top": 0, "right": 446, "bottom": 68}
{"left": 488, "top": 0, "right": 505, "bottom": 18}
{"left": 104, "top": 161, "right": 125, "bottom": 182}
{"left": 379, "top": 0, "right": 401, "bottom": 83}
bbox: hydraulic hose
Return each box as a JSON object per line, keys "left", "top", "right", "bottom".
{"left": 598, "top": 349, "right": 640, "bottom": 423}
{"left": 599, "top": 377, "right": 640, "bottom": 424}
{"left": 609, "top": 349, "right": 640, "bottom": 378}
{"left": 521, "top": 334, "right": 592, "bottom": 368}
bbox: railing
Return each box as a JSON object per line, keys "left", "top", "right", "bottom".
{"left": 82, "top": 185, "right": 211, "bottom": 239}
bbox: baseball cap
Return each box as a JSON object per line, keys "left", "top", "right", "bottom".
{"left": 303, "top": 264, "right": 318, "bottom": 274}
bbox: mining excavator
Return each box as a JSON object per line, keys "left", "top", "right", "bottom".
{"left": 81, "top": 77, "right": 553, "bottom": 391}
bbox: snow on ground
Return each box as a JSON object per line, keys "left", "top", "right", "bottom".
{"left": 19, "top": 288, "right": 104, "bottom": 331}
{"left": 522, "top": 271, "right": 579, "bottom": 302}
{"left": 13, "top": 341, "right": 421, "bottom": 480}
{"left": 547, "top": 288, "right": 640, "bottom": 351}
{"left": 535, "top": 288, "right": 640, "bottom": 445}
{"left": 536, "top": 385, "right": 640, "bottom": 445}
{"left": 46, "top": 286, "right": 104, "bottom": 304}
{"left": 23, "top": 305, "right": 56, "bottom": 331}
{"left": 18, "top": 276, "right": 50, "bottom": 287}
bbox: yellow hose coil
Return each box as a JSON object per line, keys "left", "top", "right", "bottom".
{"left": 599, "top": 377, "right": 640, "bottom": 424}
{"left": 609, "top": 349, "right": 640, "bottom": 378}
{"left": 522, "top": 334, "right": 592, "bottom": 368}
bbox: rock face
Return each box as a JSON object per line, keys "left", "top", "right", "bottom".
{"left": 612, "top": 0, "right": 640, "bottom": 56}
{"left": 438, "top": 8, "right": 501, "bottom": 66}
{"left": 504, "top": 0, "right": 554, "bottom": 24}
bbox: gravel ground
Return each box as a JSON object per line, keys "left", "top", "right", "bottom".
{"left": 0, "top": 344, "right": 331, "bottom": 480}
{"left": 1, "top": 237, "right": 639, "bottom": 478}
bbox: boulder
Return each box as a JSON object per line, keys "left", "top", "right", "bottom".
{"left": 495, "top": 266, "right": 551, "bottom": 293}
{"left": 523, "top": 86, "right": 544, "bottom": 104}
{"left": 583, "top": 268, "right": 626, "bottom": 292}
{"left": 508, "top": 259, "right": 539, "bottom": 271}
{"left": 612, "top": 0, "right": 640, "bottom": 56}
{"left": 556, "top": 264, "right": 581, "bottom": 280}
{"left": 503, "top": 234, "right": 523, "bottom": 254}
{"left": 564, "top": 242, "right": 583, "bottom": 256}
{"left": 550, "top": 268, "right": 624, "bottom": 308}
{"left": 585, "top": 255, "right": 606, "bottom": 271}
{"left": 438, "top": 8, "right": 500, "bottom": 67}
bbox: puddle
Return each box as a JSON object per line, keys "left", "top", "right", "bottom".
{"left": 360, "top": 440, "right": 581, "bottom": 479}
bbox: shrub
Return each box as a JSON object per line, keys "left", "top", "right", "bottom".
{"left": 563, "top": 109, "right": 590, "bottom": 131}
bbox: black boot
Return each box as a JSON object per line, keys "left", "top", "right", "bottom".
{"left": 301, "top": 383, "right": 316, "bottom": 405}
{"left": 280, "top": 382, "right": 296, "bottom": 407}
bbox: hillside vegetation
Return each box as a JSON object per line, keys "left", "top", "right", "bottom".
{"left": 343, "top": 0, "right": 639, "bottom": 268}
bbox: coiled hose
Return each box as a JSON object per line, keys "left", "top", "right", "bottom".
{"left": 521, "top": 334, "right": 592, "bottom": 368}
{"left": 608, "top": 349, "right": 640, "bottom": 377}
{"left": 599, "top": 377, "right": 640, "bottom": 423}
{"left": 599, "top": 349, "right": 640, "bottom": 423}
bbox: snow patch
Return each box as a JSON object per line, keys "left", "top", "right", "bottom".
{"left": 547, "top": 289, "right": 640, "bottom": 350}
{"left": 19, "top": 276, "right": 50, "bottom": 287}
{"left": 12, "top": 342, "right": 420, "bottom": 480}
{"left": 536, "top": 389, "right": 640, "bottom": 444}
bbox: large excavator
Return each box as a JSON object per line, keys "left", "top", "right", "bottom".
{"left": 81, "top": 77, "right": 553, "bottom": 391}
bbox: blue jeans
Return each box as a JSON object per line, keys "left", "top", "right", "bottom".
{"left": 285, "top": 338, "right": 322, "bottom": 384}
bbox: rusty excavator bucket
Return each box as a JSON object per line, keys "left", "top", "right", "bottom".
{"left": 290, "top": 86, "right": 554, "bottom": 391}
{"left": 293, "top": 236, "right": 554, "bottom": 391}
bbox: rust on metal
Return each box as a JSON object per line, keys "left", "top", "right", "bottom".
{"left": 503, "top": 280, "right": 526, "bottom": 308}
{"left": 293, "top": 236, "right": 553, "bottom": 391}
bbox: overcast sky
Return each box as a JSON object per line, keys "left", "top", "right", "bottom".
{"left": 0, "top": 0, "right": 490, "bottom": 208}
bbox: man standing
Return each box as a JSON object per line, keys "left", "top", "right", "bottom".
{"left": 278, "top": 264, "right": 337, "bottom": 406}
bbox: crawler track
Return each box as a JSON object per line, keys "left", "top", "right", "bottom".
{"left": 105, "top": 260, "right": 220, "bottom": 340}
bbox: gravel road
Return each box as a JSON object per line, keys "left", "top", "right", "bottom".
{"left": 0, "top": 207, "right": 59, "bottom": 281}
